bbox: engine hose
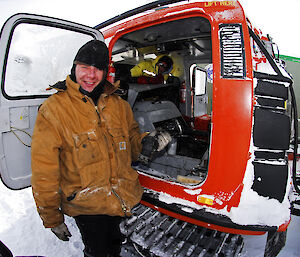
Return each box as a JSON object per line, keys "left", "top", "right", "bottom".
{"left": 289, "top": 82, "right": 300, "bottom": 194}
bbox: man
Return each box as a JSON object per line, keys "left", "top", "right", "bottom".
{"left": 31, "top": 40, "right": 171, "bottom": 257}
{"left": 130, "top": 55, "right": 179, "bottom": 83}
{"left": 130, "top": 55, "right": 182, "bottom": 107}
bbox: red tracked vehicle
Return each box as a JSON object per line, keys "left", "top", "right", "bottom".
{"left": 97, "top": 0, "right": 298, "bottom": 255}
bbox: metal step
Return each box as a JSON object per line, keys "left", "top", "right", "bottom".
{"left": 120, "top": 204, "right": 244, "bottom": 257}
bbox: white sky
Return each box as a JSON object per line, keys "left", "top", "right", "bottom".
{"left": 0, "top": 0, "right": 299, "bottom": 58}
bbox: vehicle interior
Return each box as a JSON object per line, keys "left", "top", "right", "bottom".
{"left": 110, "top": 16, "right": 213, "bottom": 185}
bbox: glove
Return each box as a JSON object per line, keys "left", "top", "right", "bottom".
{"left": 138, "top": 130, "right": 172, "bottom": 165}
{"left": 51, "top": 223, "right": 72, "bottom": 241}
{"left": 156, "top": 131, "right": 172, "bottom": 151}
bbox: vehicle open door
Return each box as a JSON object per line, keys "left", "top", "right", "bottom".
{"left": 0, "top": 13, "right": 103, "bottom": 190}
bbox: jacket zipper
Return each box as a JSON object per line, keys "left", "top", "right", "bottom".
{"left": 84, "top": 96, "right": 129, "bottom": 216}
{"left": 111, "top": 188, "right": 129, "bottom": 216}
{"left": 83, "top": 96, "right": 101, "bottom": 119}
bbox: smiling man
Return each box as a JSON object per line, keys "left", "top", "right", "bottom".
{"left": 76, "top": 64, "right": 104, "bottom": 92}
{"left": 31, "top": 40, "right": 145, "bottom": 257}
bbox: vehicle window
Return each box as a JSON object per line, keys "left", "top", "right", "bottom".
{"left": 190, "top": 63, "right": 213, "bottom": 117}
{"left": 250, "top": 32, "right": 277, "bottom": 75}
{"left": 4, "top": 23, "right": 93, "bottom": 98}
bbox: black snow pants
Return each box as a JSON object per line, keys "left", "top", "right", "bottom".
{"left": 74, "top": 214, "right": 125, "bottom": 257}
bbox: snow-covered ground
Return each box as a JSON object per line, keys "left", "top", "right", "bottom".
{"left": 243, "top": 215, "right": 300, "bottom": 257}
{"left": 0, "top": 180, "right": 299, "bottom": 257}
{"left": 0, "top": 182, "right": 84, "bottom": 257}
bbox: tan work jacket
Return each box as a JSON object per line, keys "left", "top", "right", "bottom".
{"left": 31, "top": 76, "right": 144, "bottom": 228}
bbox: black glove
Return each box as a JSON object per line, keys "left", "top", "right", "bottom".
{"left": 138, "top": 130, "right": 172, "bottom": 165}
{"left": 51, "top": 223, "right": 72, "bottom": 241}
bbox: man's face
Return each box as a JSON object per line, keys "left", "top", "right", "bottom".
{"left": 157, "top": 61, "right": 168, "bottom": 75}
{"left": 75, "top": 64, "right": 104, "bottom": 92}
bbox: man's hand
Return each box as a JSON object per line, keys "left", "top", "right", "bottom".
{"left": 138, "top": 130, "right": 172, "bottom": 165}
{"left": 51, "top": 223, "right": 72, "bottom": 241}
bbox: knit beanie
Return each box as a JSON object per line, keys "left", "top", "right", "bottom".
{"left": 74, "top": 40, "right": 109, "bottom": 71}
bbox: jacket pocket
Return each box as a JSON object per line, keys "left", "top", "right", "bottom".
{"left": 73, "top": 131, "right": 101, "bottom": 166}
{"left": 107, "top": 128, "right": 131, "bottom": 165}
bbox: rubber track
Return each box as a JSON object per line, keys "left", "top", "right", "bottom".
{"left": 120, "top": 204, "right": 244, "bottom": 257}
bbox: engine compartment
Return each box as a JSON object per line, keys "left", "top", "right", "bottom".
{"left": 133, "top": 99, "right": 210, "bottom": 185}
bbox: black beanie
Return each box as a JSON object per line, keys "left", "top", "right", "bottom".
{"left": 73, "top": 40, "right": 109, "bottom": 71}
